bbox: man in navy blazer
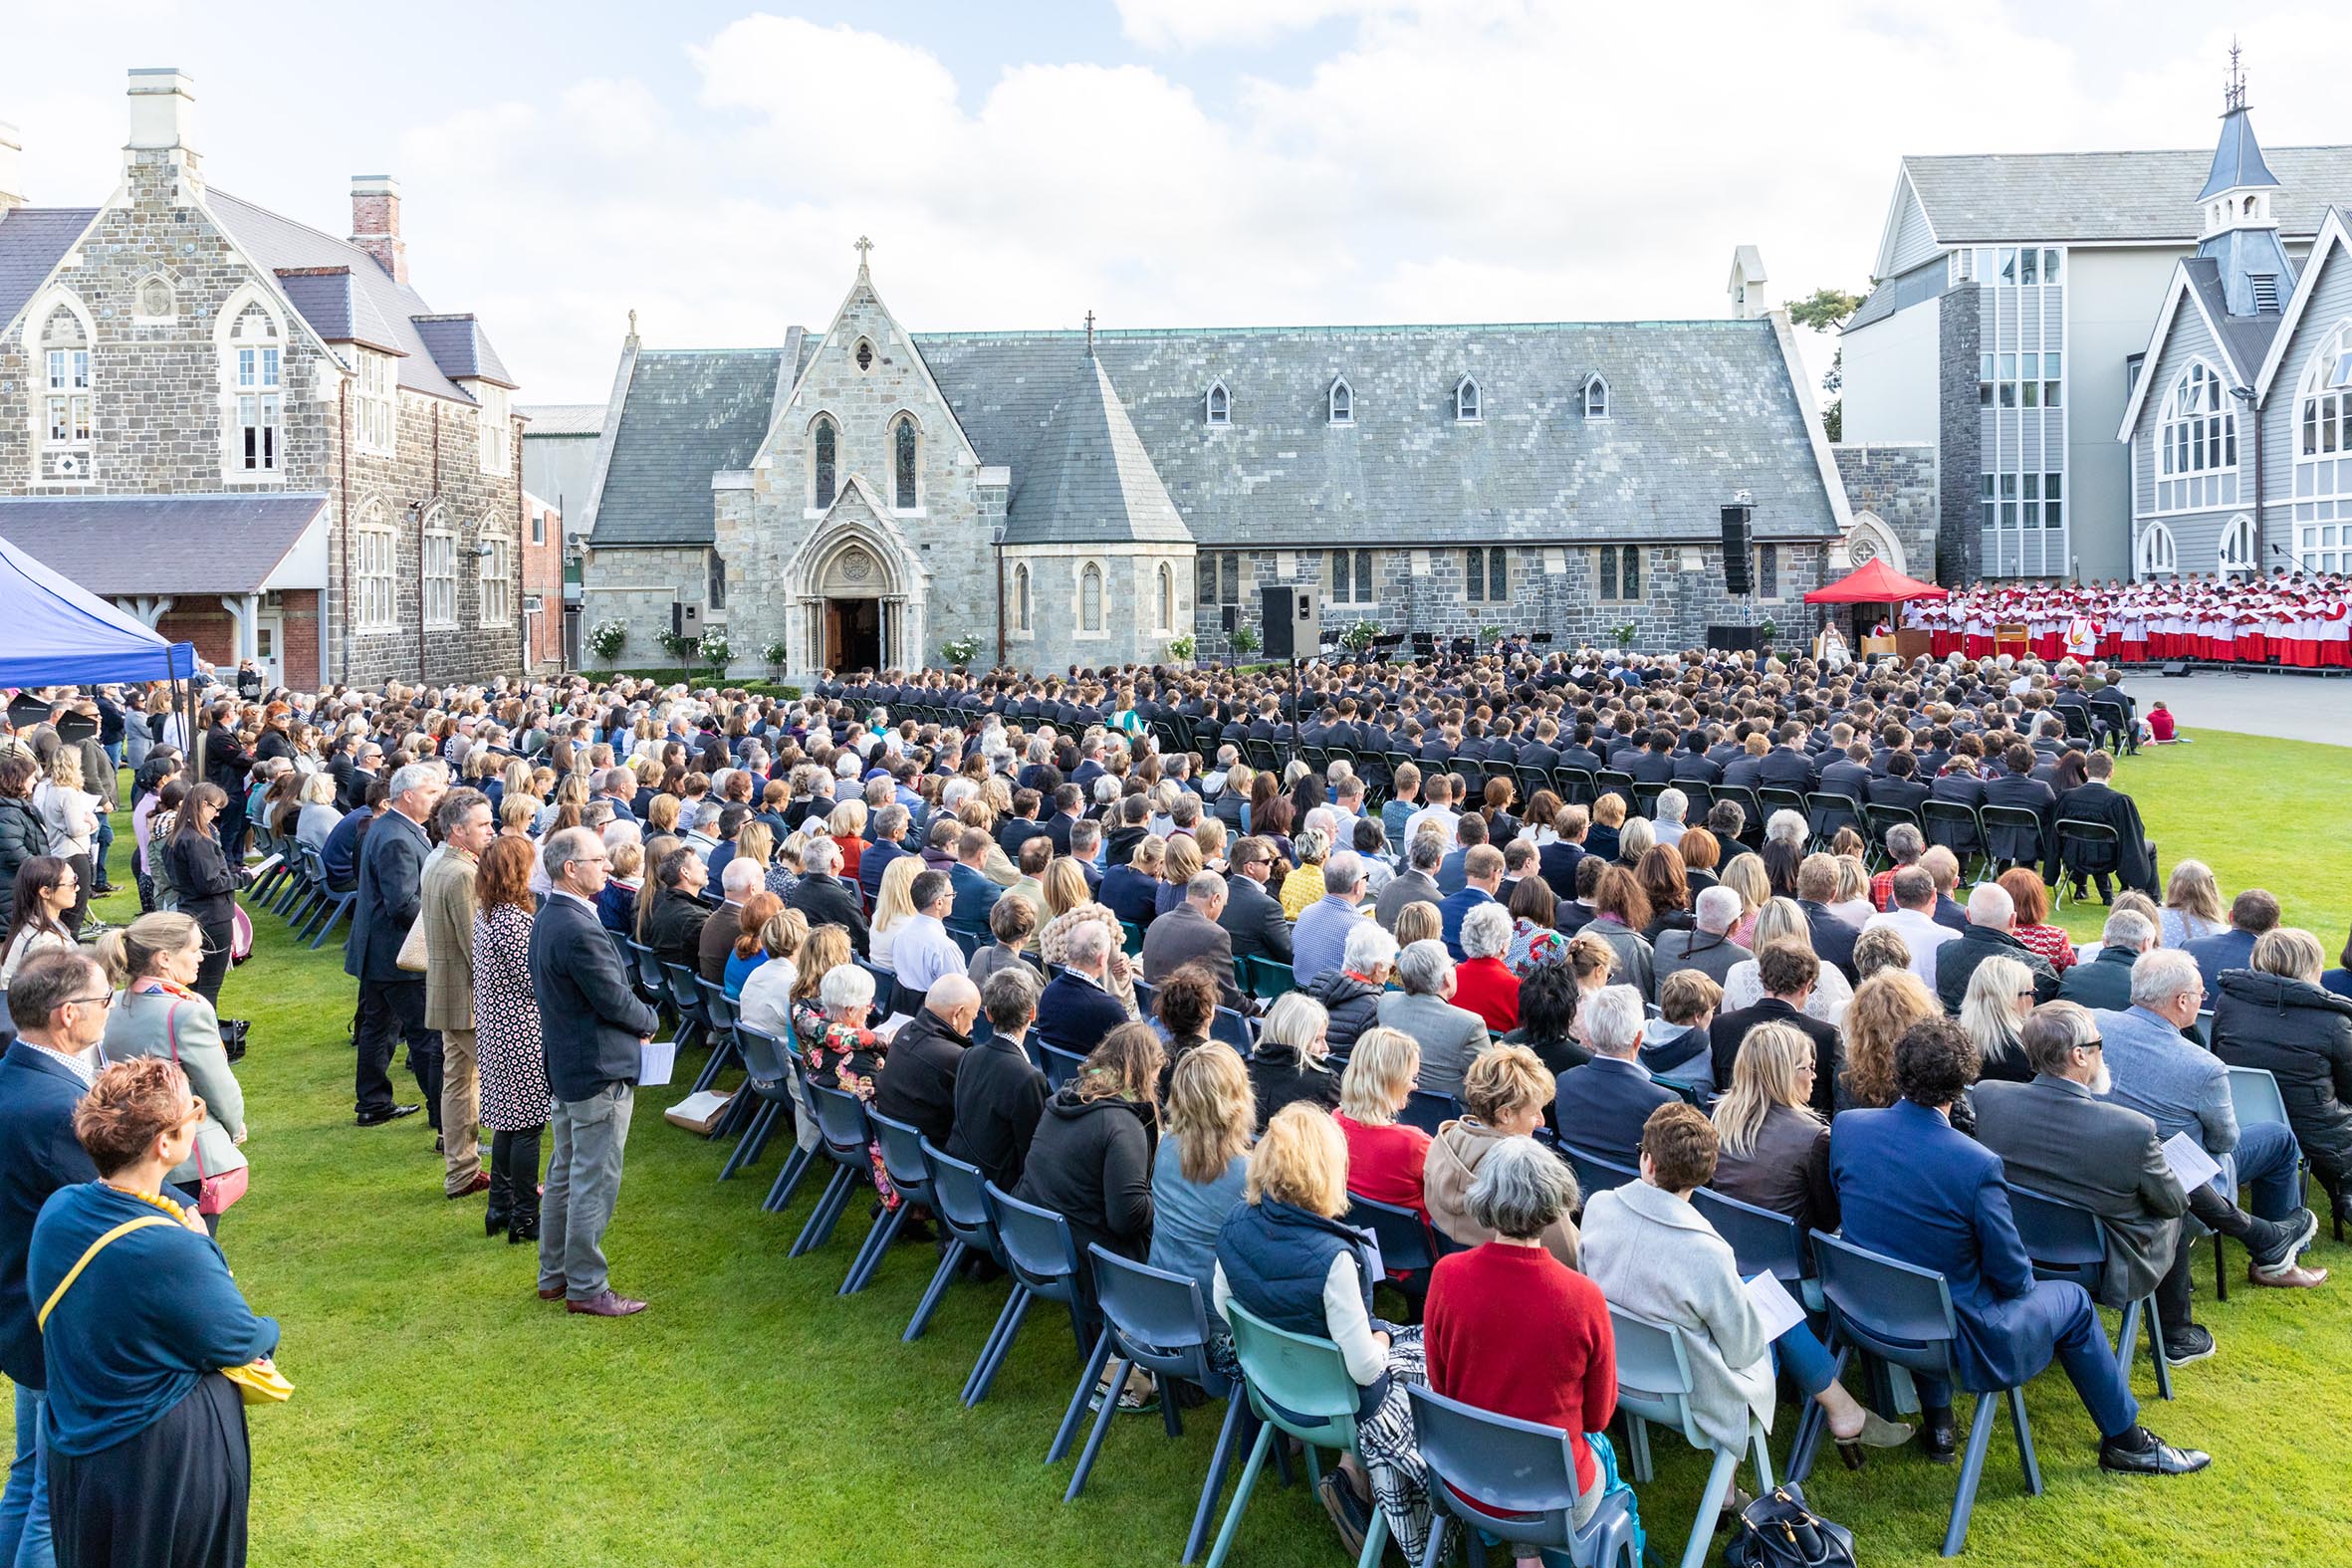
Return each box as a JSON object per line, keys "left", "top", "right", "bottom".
{"left": 1551, "top": 984, "right": 1676, "bottom": 1162}
{"left": 1033, "top": 921, "right": 1130, "bottom": 1058}
{"left": 0, "top": 951, "right": 104, "bottom": 1563}
{"left": 1436, "top": 845, "right": 1505, "bottom": 960}
{"left": 345, "top": 761, "right": 444, "bottom": 1127}
{"left": 533, "top": 828, "right": 661, "bottom": 1318}
{"left": 2182, "top": 890, "right": 2276, "bottom": 995}
{"left": 1830, "top": 1016, "right": 2209, "bottom": 1475}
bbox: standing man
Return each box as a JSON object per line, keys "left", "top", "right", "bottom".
{"left": 347, "top": 762, "right": 445, "bottom": 1128}
{"left": 422, "top": 788, "right": 494, "bottom": 1200}
{"left": 532, "top": 827, "right": 660, "bottom": 1317}
{"left": 0, "top": 951, "right": 106, "bottom": 1568}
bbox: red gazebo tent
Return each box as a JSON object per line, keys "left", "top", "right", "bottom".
{"left": 1803, "top": 558, "right": 1949, "bottom": 604}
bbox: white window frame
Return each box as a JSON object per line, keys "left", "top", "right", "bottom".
{"left": 479, "top": 531, "right": 514, "bottom": 623}
{"left": 1327, "top": 377, "right": 1353, "bottom": 425}
{"left": 2135, "top": 520, "right": 2179, "bottom": 576}
{"left": 2158, "top": 360, "right": 2235, "bottom": 480}
{"left": 2218, "top": 514, "right": 2258, "bottom": 574}
{"left": 1011, "top": 562, "right": 1034, "bottom": 638}
{"left": 1205, "top": 380, "right": 1231, "bottom": 427}
{"left": 355, "top": 350, "right": 396, "bottom": 457}
{"left": 1326, "top": 548, "right": 1376, "bottom": 608}
{"left": 422, "top": 524, "right": 459, "bottom": 628}
{"left": 1582, "top": 375, "right": 1609, "bottom": 420}
{"left": 476, "top": 382, "right": 510, "bottom": 476}
{"left": 1454, "top": 375, "right": 1482, "bottom": 423}
{"left": 217, "top": 290, "right": 287, "bottom": 481}
{"left": 353, "top": 504, "right": 398, "bottom": 632}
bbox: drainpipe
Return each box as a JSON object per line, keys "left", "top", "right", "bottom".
{"left": 994, "top": 527, "right": 1007, "bottom": 667}
{"left": 420, "top": 403, "right": 440, "bottom": 686}
{"left": 2234, "top": 383, "right": 2261, "bottom": 573}
{"left": 338, "top": 376, "right": 351, "bottom": 687}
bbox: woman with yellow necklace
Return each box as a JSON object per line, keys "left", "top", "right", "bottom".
{"left": 27, "top": 1056, "right": 280, "bottom": 1568}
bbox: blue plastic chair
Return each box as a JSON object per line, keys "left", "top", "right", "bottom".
{"left": 1245, "top": 955, "right": 1297, "bottom": 1004}
{"left": 1344, "top": 1193, "right": 1438, "bottom": 1278}
{"left": 302, "top": 852, "right": 360, "bottom": 949}
{"left": 1800, "top": 1231, "right": 2040, "bottom": 1557}
{"left": 2226, "top": 1064, "right": 2334, "bottom": 1243}
{"left": 761, "top": 1025, "right": 822, "bottom": 1214}
{"left": 1203, "top": 1301, "right": 1392, "bottom": 1568}
{"left": 855, "top": 958, "right": 899, "bottom": 1019}
{"left": 1397, "top": 1089, "right": 1458, "bottom": 1138}
{"left": 946, "top": 923, "right": 987, "bottom": 961}
{"left": 661, "top": 962, "right": 711, "bottom": 1055}
{"left": 2004, "top": 1185, "right": 2171, "bottom": 1401}
{"left": 967, "top": 1183, "right": 1097, "bottom": 1422}
{"left": 1408, "top": 1384, "right": 1644, "bottom": 1568}
{"left": 786, "top": 1083, "right": 873, "bottom": 1259}
{"left": 1558, "top": 1143, "right": 1639, "bottom": 1205}
{"left": 1608, "top": 1305, "right": 1775, "bottom": 1568}
{"left": 1040, "top": 1041, "right": 1088, "bottom": 1091}
{"left": 843, "top": 1110, "right": 936, "bottom": 1296}
{"left": 1068, "top": 1247, "right": 1248, "bottom": 1563}
{"left": 1211, "top": 1007, "right": 1255, "bottom": 1051}
{"left": 906, "top": 1141, "right": 1003, "bottom": 1344}
{"left": 717, "top": 1023, "right": 795, "bottom": 1182}
{"left": 622, "top": 938, "right": 668, "bottom": 1009}
{"left": 1130, "top": 976, "right": 1158, "bottom": 1017}
{"left": 693, "top": 977, "right": 742, "bottom": 1098}
{"left": 1692, "top": 1187, "right": 1819, "bottom": 1311}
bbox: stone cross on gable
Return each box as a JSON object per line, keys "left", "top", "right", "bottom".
{"left": 854, "top": 235, "right": 874, "bottom": 273}
{"left": 1084, "top": 309, "right": 1095, "bottom": 358}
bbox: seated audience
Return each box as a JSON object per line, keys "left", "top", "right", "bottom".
{"left": 1935, "top": 881, "right": 2060, "bottom": 1014}
{"left": 1720, "top": 897, "right": 1852, "bottom": 1026}
{"left": 1140, "top": 872, "right": 1243, "bottom": 1009}
{"left": 1016, "top": 1022, "right": 1163, "bottom": 1272}
{"left": 1862, "top": 865, "right": 1957, "bottom": 989}
{"left": 1998, "top": 867, "right": 2076, "bottom": 974}
{"left": 1849, "top": 924, "right": 1911, "bottom": 983}
{"left": 1653, "top": 885, "right": 1750, "bottom": 992}
{"left": 1424, "top": 1045, "right": 1578, "bottom": 1266}
{"left": 1148, "top": 1043, "right": 1256, "bottom": 1374}
{"left": 1502, "top": 870, "right": 1568, "bottom": 977}
{"left": 1584, "top": 1104, "right": 1908, "bottom": 1472}
{"left": 1450, "top": 904, "right": 1521, "bottom": 1033}
{"left": 1639, "top": 970, "right": 1721, "bottom": 1090}
{"left": 1310, "top": 922, "right": 1396, "bottom": 1052}
{"left": 2212, "top": 927, "right": 2352, "bottom": 1200}
{"left": 1334, "top": 1027, "right": 1435, "bottom": 1219}
{"left": 1293, "top": 851, "right": 1372, "bottom": 990}
{"left": 1374, "top": 940, "right": 1489, "bottom": 1102}
{"left": 1553, "top": 985, "right": 1677, "bottom": 1167}
{"left": 1710, "top": 944, "right": 1840, "bottom": 1117}
{"left": 873, "top": 975, "right": 981, "bottom": 1150}
{"left": 1830, "top": 1018, "right": 2209, "bottom": 1475}
{"left": 1034, "top": 921, "right": 1131, "bottom": 1058}
{"left": 948, "top": 967, "right": 1050, "bottom": 1191}
{"left": 2183, "top": 888, "right": 2279, "bottom": 996}
{"left": 1249, "top": 992, "right": 1343, "bottom": 1130}
{"left": 2059, "top": 907, "right": 2154, "bottom": 1011}
{"left": 1709, "top": 1021, "right": 1836, "bottom": 1235}
{"left": 1579, "top": 864, "right": 1655, "bottom": 999}
{"left": 967, "top": 893, "right": 1038, "bottom": 989}
{"left": 1960, "top": 954, "right": 2038, "bottom": 1085}
{"left": 2158, "top": 860, "right": 2229, "bottom": 951}
{"left": 1837, "top": 968, "right": 1941, "bottom": 1113}
{"left": 1151, "top": 964, "right": 1220, "bottom": 1097}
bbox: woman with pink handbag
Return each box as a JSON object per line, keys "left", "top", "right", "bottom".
{"left": 95, "top": 913, "right": 250, "bottom": 1236}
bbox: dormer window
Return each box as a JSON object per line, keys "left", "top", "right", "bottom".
{"left": 1582, "top": 375, "right": 1609, "bottom": 420}
{"left": 1205, "top": 380, "right": 1230, "bottom": 427}
{"left": 1327, "top": 377, "right": 1352, "bottom": 425}
{"left": 1454, "top": 376, "right": 1481, "bottom": 422}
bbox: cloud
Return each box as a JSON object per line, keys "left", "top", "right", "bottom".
{"left": 1114, "top": 0, "right": 1404, "bottom": 52}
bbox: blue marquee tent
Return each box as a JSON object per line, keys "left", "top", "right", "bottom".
{"left": 0, "top": 531, "right": 196, "bottom": 688}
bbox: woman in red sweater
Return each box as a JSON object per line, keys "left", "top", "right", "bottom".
{"left": 1333, "top": 1027, "right": 1434, "bottom": 1218}
{"left": 1425, "top": 1138, "right": 1620, "bottom": 1538}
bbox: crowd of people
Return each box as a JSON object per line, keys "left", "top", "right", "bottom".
{"left": 0, "top": 629, "right": 2346, "bottom": 1565}
{"left": 1901, "top": 568, "right": 2352, "bottom": 668}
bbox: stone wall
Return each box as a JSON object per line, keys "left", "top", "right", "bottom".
{"left": 1833, "top": 444, "right": 1940, "bottom": 579}
{"left": 1935, "top": 286, "right": 1983, "bottom": 584}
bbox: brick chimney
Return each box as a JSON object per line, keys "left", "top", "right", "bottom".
{"left": 0, "top": 121, "right": 23, "bottom": 213}
{"left": 350, "top": 174, "right": 406, "bottom": 284}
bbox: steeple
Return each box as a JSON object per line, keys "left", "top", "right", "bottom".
{"left": 2195, "top": 43, "right": 2293, "bottom": 318}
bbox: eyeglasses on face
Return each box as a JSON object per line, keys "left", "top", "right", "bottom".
{"left": 65, "top": 993, "right": 116, "bottom": 1010}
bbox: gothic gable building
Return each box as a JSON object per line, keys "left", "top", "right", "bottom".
{"left": 582, "top": 251, "right": 1853, "bottom": 675}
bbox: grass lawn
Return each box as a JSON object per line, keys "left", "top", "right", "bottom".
{"left": 7, "top": 729, "right": 2349, "bottom": 1568}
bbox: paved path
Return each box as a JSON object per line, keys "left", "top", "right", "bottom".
{"left": 2130, "top": 669, "right": 2352, "bottom": 747}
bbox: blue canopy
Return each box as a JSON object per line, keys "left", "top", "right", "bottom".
{"left": 0, "top": 531, "right": 196, "bottom": 688}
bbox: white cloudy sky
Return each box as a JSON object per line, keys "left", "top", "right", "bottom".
{"left": 4, "top": 1, "right": 2344, "bottom": 401}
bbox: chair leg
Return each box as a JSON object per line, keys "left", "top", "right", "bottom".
{"left": 764, "top": 1145, "right": 817, "bottom": 1213}
{"left": 2214, "top": 1227, "right": 2229, "bottom": 1304}
{"left": 2148, "top": 1294, "right": 2174, "bottom": 1402}
{"left": 1417, "top": 1515, "right": 1449, "bottom": 1568}
{"left": 1352, "top": 1490, "right": 1389, "bottom": 1568}
{"left": 1624, "top": 1413, "right": 1653, "bottom": 1483}
{"left": 1182, "top": 1397, "right": 1248, "bottom": 1563}
{"left": 788, "top": 1165, "right": 853, "bottom": 1257}
{"left": 1201, "top": 1421, "right": 1277, "bottom": 1568}
{"left": 2004, "top": 1386, "right": 2041, "bottom": 1496}
{"left": 1683, "top": 1449, "right": 1740, "bottom": 1568}
{"left": 691, "top": 1034, "right": 739, "bottom": 1094}
{"left": 902, "top": 1239, "right": 965, "bottom": 1343}
{"left": 1049, "top": 1329, "right": 1116, "bottom": 1463}
{"left": 1941, "top": 1390, "right": 2000, "bottom": 1558}
{"left": 964, "top": 1287, "right": 1034, "bottom": 1407}
{"left": 1064, "top": 1352, "right": 1132, "bottom": 1501}
{"left": 1785, "top": 1342, "right": 1848, "bottom": 1483}
{"left": 717, "top": 1103, "right": 774, "bottom": 1182}
{"left": 1749, "top": 1420, "right": 1776, "bottom": 1493}
{"left": 961, "top": 1284, "right": 1025, "bottom": 1405}
{"left": 839, "top": 1199, "right": 905, "bottom": 1295}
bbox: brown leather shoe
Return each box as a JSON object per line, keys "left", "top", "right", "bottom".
{"left": 566, "top": 1289, "right": 648, "bottom": 1317}
{"left": 537, "top": 1284, "right": 566, "bottom": 1301}
{"left": 446, "top": 1172, "right": 492, "bottom": 1200}
{"left": 2249, "top": 1259, "right": 2329, "bottom": 1288}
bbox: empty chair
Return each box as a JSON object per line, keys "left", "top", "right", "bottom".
{"left": 1608, "top": 1305, "right": 1775, "bottom": 1568}
{"left": 1407, "top": 1385, "right": 1643, "bottom": 1568}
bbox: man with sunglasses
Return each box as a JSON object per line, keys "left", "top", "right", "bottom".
{"left": 0, "top": 950, "right": 111, "bottom": 1568}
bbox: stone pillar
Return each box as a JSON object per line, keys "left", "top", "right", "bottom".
{"left": 1937, "top": 285, "right": 1984, "bottom": 584}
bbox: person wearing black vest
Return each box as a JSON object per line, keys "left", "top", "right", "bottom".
{"left": 1213, "top": 1102, "right": 1433, "bottom": 1562}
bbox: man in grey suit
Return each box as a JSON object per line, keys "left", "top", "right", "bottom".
{"left": 345, "top": 761, "right": 445, "bottom": 1128}
{"left": 1974, "top": 1003, "right": 2202, "bottom": 1362}
{"left": 1374, "top": 939, "right": 1490, "bottom": 1100}
{"left": 532, "top": 827, "right": 661, "bottom": 1318}
{"left": 1374, "top": 830, "right": 1444, "bottom": 932}
{"left": 1651, "top": 885, "right": 1751, "bottom": 994}
{"left": 1141, "top": 873, "right": 1244, "bottom": 1009}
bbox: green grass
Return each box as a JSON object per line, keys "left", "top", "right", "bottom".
{"left": 8, "top": 735, "right": 2351, "bottom": 1567}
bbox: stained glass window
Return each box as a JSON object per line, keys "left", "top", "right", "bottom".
{"left": 893, "top": 417, "right": 917, "bottom": 509}
{"left": 814, "top": 418, "right": 837, "bottom": 508}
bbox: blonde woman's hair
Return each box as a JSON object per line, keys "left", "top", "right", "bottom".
{"left": 1392, "top": 901, "right": 1441, "bottom": 951}
{"left": 1163, "top": 834, "right": 1203, "bottom": 885}
{"left": 1131, "top": 835, "right": 1166, "bottom": 875}
{"left": 1244, "top": 1101, "right": 1348, "bottom": 1217}
{"left": 1719, "top": 853, "right": 1770, "bottom": 918}
{"left": 829, "top": 799, "right": 867, "bottom": 838}
{"left": 2163, "top": 859, "right": 2226, "bottom": 931}
{"left": 735, "top": 820, "right": 774, "bottom": 870}
{"left": 1168, "top": 1042, "right": 1255, "bottom": 1185}
{"left": 2253, "top": 927, "right": 2325, "bottom": 985}
{"left": 1960, "top": 955, "right": 2032, "bottom": 1074}
{"left": 1832, "top": 855, "right": 1868, "bottom": 905}
{"left": 1749, "top": 896, "right": 1814, "bottom": 957}
{"left": 792, "top": 925, "right": 852, "bottom": 1007}
{"left": 1712, "top": 1020, "right": 1820, "bottom": 1158}
{"left": 1042, "top": 857, "right": 1090, "bottom": 922}
{"left": 1460, "top": 1043, "right": 1552, "bottom": 1125}
{"left": 760, "top": 906, "right": 809, "bottom": 962}
{"left": 94, "top": 911, "right": 202, "bottom": 989}
{"left": 1337, "top": 1026, "right": 1421, "bottom": 1124}
{"left": 872, "top": 853, "right": 923, "bottom": 936}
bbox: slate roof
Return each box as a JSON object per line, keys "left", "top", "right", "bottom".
{"left": 2181, "top": 258, "right": 2283, "bottom": 378}
{"left": 411, "top": 313, "right": 517, "bottom": 388}
{"left": 0, "top": 207, "right": 100, "bottom": 335}
{"left": 517, "top": 403, "right": 603, "bottom": 436}
{"left": 0, "top": 493, "right": 326, "bottom": 593}
{"left": 1900, "top": 144, "right": 2352, "bottom": 244}
{"left": 588, "top": 349, "right": 787, "bottom": 547}
{"left": 1002, "top": 356, "right": 1190, "bottom": 545}
{"left": 915, "top": 319, "right": 1838, "bottom": 548}
{"left": 2201, "top": 109, "right": 2281, "bottom": 200}
{"left": 206, "top": 188, "right": 477, "bottom": 401}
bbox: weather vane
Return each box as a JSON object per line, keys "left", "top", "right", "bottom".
{"left": 2225, "top": 38, "right": 2246, "bottom": 113}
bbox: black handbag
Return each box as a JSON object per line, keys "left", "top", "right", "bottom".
{"left": 219, "top": 1018, "right": 251, "bottom": 1064}
{"left": 1723, "top": 1485, "right": 1855, "bottom": 1568}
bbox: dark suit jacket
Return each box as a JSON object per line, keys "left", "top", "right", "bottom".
{"left": 344, "top": 808, "right": 429, "bottom": 984}
{"left": 1536, "top": 841, "right": 1586, "bottom": 902}
{"left": 1866, "top": 776, "right": 1932, "bottom": 815}
{"left": 1935, "top": 923, "right": 2060, "bottom": 1014}
{"left": 532, "top": 892, "right": 660, "bottom": 1103}
{"left": 1799, "top": 899, "right": 1861, "bottom": 983}
{"left": 1035, "top": 972, "right": 1131, "bottom": 1057}
{"left": 1140, "top": 902, "right": 1243, "bottom": 1008}
{"left": 858, "top": 838, "right": 909, "bottom": 907}
{"left": 1982, "top": 774, "right": 2057, "bottom": 861}
{"left": 1973, "top": 1073, "right": 2188, "bottom": 1307}
{"left": 1710, "top": 997, "right": 1841, "bottom": 1117}
{"left": 2050, "top": 782, "right": 2158, "bottom": 896}
{"left": 949, "top": 864, "right": 1002, "bottom": 929}
{"left": 0, "top": 1045, "right": 99, "bottom": 1387}
{"left": 1757, "top": 748, "right": 1817, "bottom": 792}
{"left": 948, "top": 1034, "right": 1051, "bottom": 1191}
{"left": 1219, "top": 875, "right": 1294, "bottom": 965}
{"left": 787, "top": 874, "right": 871, "bottom": 956}
{"left": 2055, "top": 943, "right": 2139, "bottom": 1012}
{"left": 700, "top": 899, "right": 746, "bottom": 984}
{"left": 1552, "top": 1056, "right": 1678, "bottom": 1167}
{"left": 873, "top": 1008, "right": 969, "bottom": 1150}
